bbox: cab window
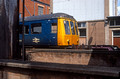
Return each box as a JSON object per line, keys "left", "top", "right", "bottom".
{"left": 51, "top": 23, "right": 57, "bottom": 33}
{"left": 31, "top": 23, "right": 42, "bottom": 34}
{"left": 64, "top": 21, "right": 70, "bottom": 35}
{"left": 19, "top": 25, "right": 29, "bottom": 34}
{"left": 70, "top": 21, "right": 75, "bottom": 35}
{"left": 75, "top": 23, "right": 78, "bottom": 35}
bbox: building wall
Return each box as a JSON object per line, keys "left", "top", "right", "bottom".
{"left": 52, "top": 0, "right": 119, "bottom": 46}
{"left": 104, "top": 0, "right": 109, "bottom": 18}
{"left": 53, "top": 0, "right": 105, "bottom": 21}
{"left": 105, "top": 24, "right": 110, "bottom": 45}
{"left": 19, "top": 0, "right": 50, "bottom": 17}
{"left": 50, "top": 0, "right": 53, "bottom": 13}
{"left": 109, "top": 29, "right": 113, "bottom": 45}
{"left": 87, "top": 21, "right": 105, "bottom": 45}
{"left": 109, "top": 0, "right": 118, "bottom": 16}
{"left": 79, "top": 37, "right": 86, "bottom": 45}
{"left": 109, "top": 27, "right": 120, "bottom": 47}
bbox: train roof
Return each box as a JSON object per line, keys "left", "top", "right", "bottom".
{"left": 20, "top": 13, "right": 76, "bottom": 22}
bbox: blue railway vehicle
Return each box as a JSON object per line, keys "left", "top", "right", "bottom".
{"left": 19, "top": 13, "right": 79, "bottom": 47}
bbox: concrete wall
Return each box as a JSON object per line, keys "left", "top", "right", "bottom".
{"left": 109, "top": 29, "right": 113, "bottom": 45}
{"left": 79, "top": 37, "right": 86, "bottom": 45}
{"left": 87, "top": 21, "right": 105, "bottom": 45}
{"left": 27, "top": 49, "right": 120, "bottom": 67}
{"left": 104, "top": 0, "right": 109, "bottom": 18}
{"left": 109, "top": 0, "right": 118, "bottom": 16}
{"left": 53, "top": 0, "right": 105, "bottom": 21}
{"left": 0, "top": 66, "right": 118, "bottom": 79}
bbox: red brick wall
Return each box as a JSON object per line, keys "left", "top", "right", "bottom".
{"left": 19, "top": 0, "right": 50, "bottom": 17}
{"left": 40, "top": 0, "right": 50, "bottom": 4}
{"left": 114, "top": 37, "right": 120, "bottom": 48}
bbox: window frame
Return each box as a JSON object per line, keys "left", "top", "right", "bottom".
{"left": 79, "top": 29, "right": 86, "bottom": 37}
{"left": 51, "top": 23, "right": 58, "bottom": 33}
{"left": 113, "top": 30, "right": 120, "bottom": 37}
{"left": 109, "top": 19, "right": 120, "bottom": 26}
{"left": 64, "top": 20, "right": 71, "bottom": 35}
{"left": 19, "top": 25, "right": 29, "bottom": 34}
{"left": 75, "top": 22, "right": 78, "bottom": 35}
{"left": 31, "top": 23, "right": 42, "bottom": 34}
{"left": 78, "top": 22, "right": 86, "bottom": 27}
{"left": 70, "top": 21, "right": 75, "bottom": 35}
{"left": 38, "top": 6, "right": 43, "bottom": 15}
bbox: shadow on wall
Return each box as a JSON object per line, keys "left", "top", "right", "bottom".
{"left": 88, "top": 37, "right": 93, "bottom": 45}
{"left": 87, "top": 51, "right": 120, "bottom": 67}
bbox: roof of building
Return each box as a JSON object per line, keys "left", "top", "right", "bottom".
{"left": 20, "top": 13, "right": 76, "bottom": 22}
{"left": 107, "top": 16, "right": 120, "bottom": 20}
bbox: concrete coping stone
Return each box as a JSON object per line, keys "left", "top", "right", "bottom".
{"left": 0, "top": 59, "right": 120, "bottom": 77}
{"left": 27, "top": 48, "right": 120, "bottom": 53}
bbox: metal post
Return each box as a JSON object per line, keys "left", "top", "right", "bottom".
{"left": 22, "top": 0, "right": 25, "bottom": 61}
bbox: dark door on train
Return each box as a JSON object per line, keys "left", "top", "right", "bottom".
{"left": 19, "top": 24, "right": 30, "bottom": 46}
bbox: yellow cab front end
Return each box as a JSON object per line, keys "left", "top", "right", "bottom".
{"left": 57, "top": 17, "right": 79, "bottom": 46}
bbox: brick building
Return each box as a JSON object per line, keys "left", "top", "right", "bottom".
{"left": 51, "top": 0, "right": 120, "bottom": 47}
{"left": 107, "top": 16, "right": 120, "bottom": 48}
{"left": 19, "top": 0, "right": 50, "bottom": 17}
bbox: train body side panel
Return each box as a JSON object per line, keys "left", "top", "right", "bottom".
{"left": 71, "top": 22, "right": 79, "bottom": 45}
{"left": 19, "top": 19, "right": 58, "bottom": 46}
{"left": 57, "top": 19, "right": 65, "bottom": 46}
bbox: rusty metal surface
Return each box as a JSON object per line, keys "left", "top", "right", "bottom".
{"left": 0, "top": 59, "right": 120, "bottom": 77}
{"left": 0, "top": 0, "right": 19, "bottom": 59}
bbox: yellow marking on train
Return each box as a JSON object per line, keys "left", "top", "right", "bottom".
{"left": 19, "top": 40, "right": 22, "bottom": 42}
{"left": 33, "top": 37, "right": 40, "bottom": 43}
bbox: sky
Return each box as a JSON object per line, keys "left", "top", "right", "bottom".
{"left": 118, "top": 0, "right": 120, "bottom": 15}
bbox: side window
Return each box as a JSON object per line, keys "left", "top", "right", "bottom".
{"left": 79, "top": 29, "right": 86, "bottom": 37}
{"left": 75, "top": 23, "right": 78, "bottom": 35}
{"left": 51, "top": 23, "right": 57, "bottom": 33}
{"left": 38, "top": 6, "right": 43, "bottom": 15}
{"left": 70, "top": 21, "right": 75, "bottom": 35}
{"left": 64, "top": 21, "right": 70, "bottom": 35}
{"left": 31, "top": 23, "right": 42, "bottom": 34}
{"left": 19, "top": 25, "right": 29, "bottom": 34}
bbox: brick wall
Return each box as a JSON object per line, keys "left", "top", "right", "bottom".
{"left": 19, "top": 0, "right": 50, "bottom": 17}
